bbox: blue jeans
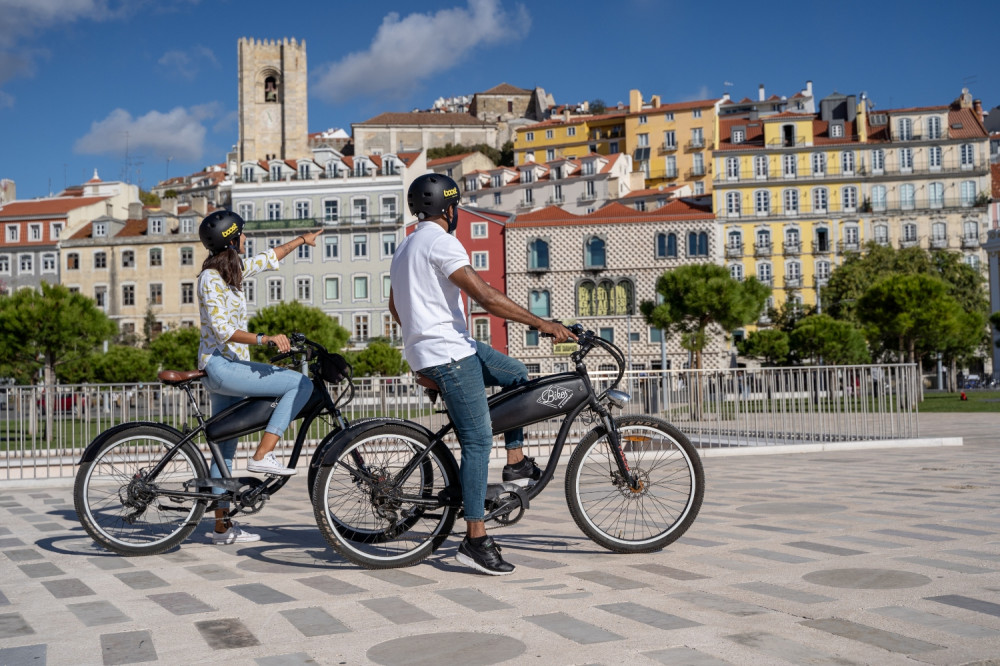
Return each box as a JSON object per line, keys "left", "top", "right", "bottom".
{"left": 203, "top": 354, "right": 313, "bottom": 506}
{"left": 418, "top": 341, "right": 528, "bottom": 521}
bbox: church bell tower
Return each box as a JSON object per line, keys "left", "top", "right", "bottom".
{"left": 237, "top": 37, "right": 308, "bottom": 165}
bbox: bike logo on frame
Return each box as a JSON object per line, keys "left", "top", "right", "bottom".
{"left": 537, "top": 386, "right": 573, "bottom": 409}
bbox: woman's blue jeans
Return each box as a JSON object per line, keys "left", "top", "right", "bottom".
{"left": 203, "top": 353, "right": 313, "bottom": 506}
{"left": 418, "top": 341, "right": 528, "bottom": 521}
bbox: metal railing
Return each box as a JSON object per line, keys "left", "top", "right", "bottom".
{"left": 0, "top": 364, "right": 920, "bottom": 481}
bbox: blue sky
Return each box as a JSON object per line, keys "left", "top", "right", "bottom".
{"left": 2, "top": 0, "right": 996, "bottom": 200}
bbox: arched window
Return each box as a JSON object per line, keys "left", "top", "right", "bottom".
{"left": 528, "top": 238, "right": 549, "bottom": 270}
{"left": 900, "top": 183, "right": 916, "bottom": 209}
{"left": 729, "top": 263, "right": 743, "bottom": 281}
{"left": 812, "top": 187, "right": 828, "bottom": 213}
{"left": 577, "top": 281, "right": 595, "bottom": 316}
{"left": 960, "top": 180, "right": 977, "bottom": 206}
{"left": 841, "top": 186, "right": 858, "bottom": 212}
{"left": 928, "top": 182, "right": 944, "bottom": 208}
{"left": 811, "top": 152, "right": 826, "bottom": 175}
{"left": 576, "top": 278, "right": 634, "bottom": 316}
{"left": 754, "top": 190, "right": 770, "bottom": 215}
{"left": 656, "top": 232, "right": 678, "bottom": 258}
{"left": 754, "top": 155, "right": 768, "bottom": 178}
{"left": 584, "top": 236, "right": 606, "bottom": 268}
{"left": 595, "top": 280, "right": 613, "bottom": 315}
{"left": 726, "top": 157, "right": 740, "bottom": 180}
{"left": 726, "top": 192, "right": 741, "bottom": 216}
{"left": 755, "top": 228, "right": 771, "bottom": 250}
{"left": 783, "top": 189, "right": 799, "bottom": 214}
{"left": 871, "top": 185, "right": 887, "bottom": 211}
{"left": 264, "top": 75, "right": 278, "bottom": 102}
{"left": 727, "top": 230, "right": 742, "bottom": 250}
{"left": 529, "top": 290, "right": 550, "bottom": 317}
{"left": 841, "top": 151, "right": 854, "bottom": 174}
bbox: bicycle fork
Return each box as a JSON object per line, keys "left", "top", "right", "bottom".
{"left": 593, "top": 401, "right": 642, "bottom": 492}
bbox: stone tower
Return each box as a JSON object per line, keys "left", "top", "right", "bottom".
{"left": 237, "top": 37, "right": 308, "bottom": 164}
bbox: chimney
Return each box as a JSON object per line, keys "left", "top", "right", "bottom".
{"left": 650, "top": 95, "right": 661, "bottom": 107}
{"left": 563, "top": 109, "right": 570, "bottom": 122}
{"left": 191, "top": 196, "right": 208, "bottom": 216}
{"left": 128, "top": 202, "right": 143, "bottom": 220}
{"left": 974, "top": 99, "right": 984, "bottom": 122}
{"left": 806, "top": 80, "right": 813, "bottom": 97}
{"left": 758, "top": 84, "right": 765, "bottom": 102}
{"left": 162, "top": 196, "right": 178, "bottom": 216}
{"left": 629, "top": 89, "right": 642, "bottom": 114}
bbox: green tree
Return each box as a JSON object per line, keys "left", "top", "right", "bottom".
{"left": 426, "top": 143, "right": 501, "bottom": 166}
{"left": 498, "top": 140, "right": 514, "bottom": 167}
{"left": 248, "top": 301, "right": 349, "bottom": 362}
{"left": 589, "top": 99, "right": 607, "bottom": 114}
{"left": 148, "top": 327, "right": 201, "bottom": 372}
{"left": 351, "top": 338, "right": 407, "bottom": 377}
{"left": 92, "top": 345, "right": 159, "bottom": 383}
{"left": 142, "top": 305, "right": 158, "bottom": 348}
{"left": 641, "top": 264, "right": 770, "bottom": 370}
{"left": 139, "top": 189, "right": 161, "bottom": 207}
{"left": 789, "top": 314, "right": 870, "bottom": 365}
{"left": 856, "top": 274, "right": 964, "bottom": 364}
{"left": 737, "top": 329, "right": 790, "bottom": 366}
{"left": 0, "top": 283, "right": 116, "bottom": 386}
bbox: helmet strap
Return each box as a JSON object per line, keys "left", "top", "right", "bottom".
{"left": 445, "top": 204, "right": 458, "bottom": 234}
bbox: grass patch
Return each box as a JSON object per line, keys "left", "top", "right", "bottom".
{"left": 918, "top": 390, "right": 1000, "bottom": 413}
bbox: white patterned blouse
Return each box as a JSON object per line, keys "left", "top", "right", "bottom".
{"left": 197, "top": 249, "right": 279, "bottom": 369}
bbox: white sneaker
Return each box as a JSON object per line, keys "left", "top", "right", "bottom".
{"left": 246, "top": 451, "right": 296, "bottom": 476}
{"left": 206, "top": 522, "right": 261, "bottom": 545}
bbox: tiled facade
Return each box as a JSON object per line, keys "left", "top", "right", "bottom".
{"left": 504, "top": 200, "right": 725, "bottom": 373}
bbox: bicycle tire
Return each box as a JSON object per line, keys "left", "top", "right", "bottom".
{"left": 313, "top": 422, "right": 458, "bottom": 569}
{"left": 74, "top": 424, "right": 209, "bottom": 556}
{"left": 565, "top": 415, "right": 703, "bottom": 553}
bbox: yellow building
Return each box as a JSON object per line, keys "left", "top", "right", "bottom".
{"left": 513, "top": 111, "right": 627, "bottom": 165}
{"left": 712, "top": 93, "right": 867, "bottom": 314}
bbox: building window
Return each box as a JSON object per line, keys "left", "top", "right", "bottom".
{"left": 51, "top": 222, "right": 63, "bottom": 239}
{"left": 525, "top": 329, "right": 539, "bottom": 347}
{"left": 295, "top": 201, "right": 311, "bottom": 219}
{"left": 382, "top": 233, "right": 396, "bottom": 257}
{"left": 812, "top": 188, "right": 828, "bottom": 213}
{"left": 729, "top": 263, "right": 743, "bottom": 281}
{"left": 928, "top": 182, "right": 944, "bottom": 208}
{"left": 903, "top": 223, "right": 917, "bottom": 242}
{"left": 929, "top": 145, "right": 942, "bottom": 169}
{"left": 245, "top": 279, "right": 256, "bottom": 303}
{"left": 691, "top": 127, "right": 704, "bottom": 147}
{"left": 94, "top": 251, "right": 107, "bottom": 269}
{"left": 656, "top": 232, "right": 677, "bottom": 258}
{"left": 687, "top": 232, "right": 708, "bottom": 256}
{"left": 471, "top": 222, "right": 487, "bottom": 238}
{"left": 149, "top": 219, "right": 163, "bottom": 235}
{"left": 268, "top": 278, "right": 283, "bottom": 302}
{"left": 296, "top": 277, "right": 312, "bottom": 301}
{"left": 732, "top": 129, "right": 745, "bottom": 144}
{"left": 584, "top": 236, "right": 606, "bottom": 268}
{"left": 871, "top": 185, "right": 887, "bottom": 211}
{"left": 755, "top": 190, "right": 770, "bottom": 215}
{"left": 899, "top": 147, "right": 913, "bottom": 171}
{"left": 238, "top": 202, "right": 254, "bottom": 221}
{"left": 567, "top": 126, "right": 576, "bottom": 136}
{"left": 529, "top": 290, "right": 550, "bottom": 317}
{"left": 149, "top": 283, "right": 163, "bottom": 305}
{"left": 325, "top": 276, "right": 340, "bottom": 300}
{"left": 493, "top": 192, "right": 502, "bottom": 206}
{"left": 122, "top": 250, "right": 135, "bottom": 268}
{"left": 576, "top": 279, "right": 634, "bottom": 316}
{"left": 181, "top": 282, "right": 194, "bottom": 304}
{"left": 18, "top": 254, "right": 32, "bottom": 274}
{"left": 325, "top": 235, "right": 339, "bottom": 259}
{"left": 811, "top": 152, "right": 825, "bottom": 176}
{"left": 92, "top": 222, "right": 105, "bottom": 237}
{"left": 754, "top": 155, "right": 768, "bottom": 178}
{"left": 784, "top": 189, "right": 799, "bottom": 215}
{"left": 297, "top": 243, "right": 311, "bottom": 260}
{"left": 353, "top": 198, "right": 368, "bottom": 220}
{"left": 757, "top": 262, "right": 772, "bottom": 284}
{"left": 67, "top": 253, "right": 80, "bottom": 270}
{"left": 841, "top": 151, "right": 854, "bottom": 174}
{"left": 842, "top": 186, "right": 857, "bottom": 212}
{"left": 830, "top": 124, "right": 844, "bottom": 138}
{"left": 900, "top": 183, "right": 916, "bottom": 209}
{"left": 960, "top": 180, "right": 977, "bottom": 206}
{"left": 353, "top": 234, "right": 368, "bottom": 258}
{"left": 324, "top": 200, "right": 339, "bottom": 223}
{"left": 927, "top": 116, "right": 942, "bottom": 140}
{"left": 94, "top": 286, "right": 107, "bottom": 309}
{"left": 897, "top": 117, "right": 913, "bottom": 140}
{"left": 354, "top": 315, "right": 369, "bottom": 341}
{"left": 28, "top": 223, "right": 41, "bottom": 241}
{"left": 871, "top": 148, "right": 885, "bottom": 173}
{"left": 267, "top": 202, "right": 282, "bottom": 220}
{"left": 122, "top": 284, "right": 135, "bottom": 306}
{"left": 353, "top": 276, "right": 369, "bottom": 300}
{"left": 181, "top": 247, "right": 194, "bottom": 266}
{"left": 472, "top": 251, "right": 488, "bottom": 270}
{"left": 726, "top": 157, "right": 740, "bottom": 180}
{"left": 528, "top": 239, "right": 549, "bottom": 270}
{"left": 726, "top": 192, "right": 741, "bottom": 216}
{"left": 874, "top": 224, "right": 889, "bottom": 245}
{"left": 960, "top": 144, "right": 975, "bottom": 169}
{"left": 149, "top": 248, "right": 162, "bottom": 267}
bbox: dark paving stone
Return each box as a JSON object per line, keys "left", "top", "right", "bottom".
{"left": 783, "top": 541, "right": 866, "bottom": 556}
{"left": 0, "top": 644, "right": 45, "bottom": 664}
{"left": 547, "top": 592, "right": 592, "bottom": 600}
{"left": 913, "top": 523, "right": 994, "bottom": 536}
{"left": 643, "top": 646, "right": 729, "bottom": 665}
{"left": 361, "top": 569, "right": 435, "bottom": 588}
{"left": 736, "top": 548, "right": 815, "bottom": 564}
{"left": 148, "top": 592, "right": 215, "bottom": 615}
{"left": 41, "top": 578, "right": 95, "bottom": 598}
{"left": 596, "top": 602, "right": 701, "bottom": 630}
{"left": 0, "top": 612, "right": 35, "bottom": 638}
{"left": 737, "top": 501, "right": 847, "bottom": 515}
{"left": 367, "top": 631, "right": 526, "bottom": 666}
{"left": 801, "top": 618, "right": 943, "bottom": 653}
{"left": 945, "top": 548, "right": 1000, "bottom": 563}
{"left": 360, "top": 596, "right": 435, "bottom": 624}
{"left": 525, "top": 612, "right": 623, "bottom": 644}
{"left": 898, "top": 556, "right": 993, "bottom": 574}
{"left": 436, "top": 588, "right": 513, "bottom": 612}
{"left": 7, "top": 506, "right": 33, "bottom": 514}
{"left": 873, "top": 529, "right": 955, "bottom": 542}
{"left": 67, "top": 600, "right": 131, "bottom": 627}
{"left": 296, "top": 574, "right": 366, "bottom": 596}
{"left": 726, "top": 630, "right": 861, "bottom": 665}
{"left": 670, "top": 591, "right": 770, "bottom": 616}
{"left": 18, "top": 561, "right": 64, "bottom": 578}
{"left": 505, "top": 552, "right": 566, "bottom": 569}
{"left": 678, "top": 536, "right": 727, "bottom": 547}
{"left": 0, "top": 538, "right": 25, "bottom": 548}
{"left": 926, "top": 594, "right": 1000, "bottom": 618}
{"left": 3, "top": 548, "right": 42, "bottom": 562}
{"left": 227, "top": 583, "right": 296, "bottom": 604}
{"left": 569, "top": 570, "right": 648, "bottom": 590}
{"left": 629, "top": 563, "right": 708, "bottom": 580}
{"left": 802, "top": 568, "right": 931, "bottom": 590}
{"left": 871, "top": 606, "right": 1000, "bottom": 638}
{"left": 733, "top": 582, "right": 835, "bottom": 604}
{"left": 737, "top": 523, "right": 810, "bottom": 534}
{"left": 88, "top": 556, "right": 134, "bottom": 571}
{"left": 256, "top": 653, "right": 316, "bottom": 666}
{"left": 195, "top": 618, "right": 260, "bottom": 650}
{"left": 31, "top": 522, "right": 63, "bottom": 532}
{"left": 279, "top": 606, "right": 350, "bottom": 637}
{"left": 187, "top": 563, "right": 241, "bottom": 581}
{"left": 115, "top": 571, "right": 168, "bottom": 590}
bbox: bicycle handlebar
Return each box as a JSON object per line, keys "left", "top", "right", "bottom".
{"left": 534, "top": 321, "right": 626, "bottom": 389}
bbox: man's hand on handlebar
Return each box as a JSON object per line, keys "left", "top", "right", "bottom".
{"left": 537, "top": 320, "right": 577, "bottom": 344}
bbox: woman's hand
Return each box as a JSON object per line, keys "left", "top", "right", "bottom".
{"left": 262, "top": 334, "right": 291, "bottom": 352}
{"left": 300, "top": 228, "right": 324, "bottom": 246}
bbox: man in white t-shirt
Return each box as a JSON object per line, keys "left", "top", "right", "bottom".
{"left": 390, "top": 173, "right": 575, "bottom": 575}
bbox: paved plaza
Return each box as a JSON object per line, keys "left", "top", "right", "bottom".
{"left": 1, "top": 413, "right": 999, "bottom": 665}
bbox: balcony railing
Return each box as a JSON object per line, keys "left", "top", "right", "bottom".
{"left": 898, "top": 238, "right": 920, "bottom": 249}
{"left": 720, "top": 195, "right": 986, "bottom": 221}
{"left": 784, "top": 276, "right": 803, "bottom": 288}
{"left": 961, "top": 236, "right": 981, "bottom": 249}
{"left": 815, "top": 243, "right": 832, "bottom": 254}
{"left": 837, "top": 240, "right": 861, "bottom": 253}
{"left": 754, "top": 242, "right": 772, "bottom": 257}
{"left": 685, "top": 139, "right": 706, "bottom": 150}
{"left": 236, "top": 168, "right": 401, "bottom": 184}
{"left": 243, "top": 215, "right": 403, "bottom": 230}
{"left": 577, "top": 192, "right": 598, "bottom": 202}
{"left": 716, "top": 158, "right": 989, "bottom": 183}
{"left": 725, "top": 245, "right": 743, "bottom": 258}
{"left": 687, "top": 166, "right": 707, "bottom": 178}
{"left": 783, "top": 241, "right": 801, "bottom": 255}
{"left": 659, "top": 142, "right": 678, "bottom": 153}
{"left": 546, "top": 196, "right": 566, "bottom": 205}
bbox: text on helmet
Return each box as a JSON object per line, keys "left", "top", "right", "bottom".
{"left": 221, "top": 223, "right": 239, "bottom": 238}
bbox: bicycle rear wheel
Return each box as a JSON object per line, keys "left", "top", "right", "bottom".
{"left": 74, "top": 425, "right": 208, "bottom": 556}
{"left": 565, "top": 415, "right": 703, "bottom": 553}
{"left": 313, "top": 423, "right": 458, "bottom": 569}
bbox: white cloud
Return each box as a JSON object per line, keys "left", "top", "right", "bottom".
{"left": 157, "top": 45, "right": 220, "bottom": 80}
{"left": 314, "top": 0, "right": 530, "bottom": 104}
{"left": 73, "top": 105, "right": 218, "bottom": 162}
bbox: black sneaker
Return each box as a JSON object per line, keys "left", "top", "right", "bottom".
{"left": 502, "top": 455, "right": 542, "bottom": 487}
{"left": 455, "top": 536, "right": 515, "bottom": 576}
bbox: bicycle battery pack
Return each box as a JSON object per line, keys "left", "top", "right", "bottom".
{"left": 204, "top": 390, "right": 325, "bottom": 442}
{"left": 488, "top": 373, "right": 588, "bottom": 433}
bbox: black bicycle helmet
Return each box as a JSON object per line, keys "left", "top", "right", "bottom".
{"left": 408, "top": 173, "right": 460, "bottom": 232}
{"left": 199, "top": 210, "right": 244, "bottom": 255}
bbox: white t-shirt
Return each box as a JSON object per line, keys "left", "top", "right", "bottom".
{"left": 390, "top": 221, "right": 476, "bottom": 371}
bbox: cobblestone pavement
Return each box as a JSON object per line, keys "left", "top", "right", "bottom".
{"left": 1, "top": 414, "right": 999, "bottom": 665}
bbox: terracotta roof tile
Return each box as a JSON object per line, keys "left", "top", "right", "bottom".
{"left": 0, "top": 196, "right": 109, "bottom": 218}
{"left": 946, "top": 108, "right": 988, "bottom": 139}
{"left": 479, "top": 83, "right": 531, "bottom": 95}
{"left": 509, "top": 199, "right": 712, "bottom": 228}
{"left": 427, "top": 152, "right": 479, "bottom": 167}
{"left": 357, "top": 111, "right": 490, "bottom": 126}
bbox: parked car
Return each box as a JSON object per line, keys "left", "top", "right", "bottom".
{"left": 36, "top": 393, "right": 82, "bottom": 413}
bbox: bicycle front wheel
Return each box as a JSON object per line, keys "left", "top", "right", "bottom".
{"left": 74, "top": 425, "right": 208, "bottom": 556}
{"left": 313, "top": 423, "right": 458, "bottom": 569}
{"left": 566, "top": 415, "right": 703, "bottom": 553}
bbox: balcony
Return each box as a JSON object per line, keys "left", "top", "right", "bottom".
{"left": 754, "top": 242, "right": 772, "bottom": 257}
{"left": 815, "top": 277, "right": 830, "bottom": 287}
{"left": 837, "top": 241, "right": 861, "bottom": 253}
{"left": 659, "top": 142, "right": 678, "bottom": 153}
{"left": 898, "top": 238, "right": 920, "bottom": 249}
{"left": 577, "top": 192, "right": 598, "bottom": 202}
{"left": 961, "top": 235, "right": 981, "bottom": 249}
{"left": 545, "top": 196, "right": 566, "bottom": 205}
{"left": 685, "top": 139, "right": 706, "bottom": 150}
{"left": 686, "top": 166, "right": 707, "bottom": 178}
{"left": 814, "top": 243, "right": 832, "bottom": 255}
{"left": 784, "top": 276, "right": 803, "bottom": 288}
{"left": 783, "top": 241, "right": 801, "bottom": 255}
{"left": 930, "top": 237, "right": 949, "bottom": 249}
{"left": 725, "top": 245, "right": 743, "bottom": 259}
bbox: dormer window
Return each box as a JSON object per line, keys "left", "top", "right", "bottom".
{"left": 93, "top": 222, "right": 107, "bottom": 237}
{"left": 830, "top": 123, "right": 844, "bottom": 138}
{"left": 298, "top": 163, "right": 311, "bottom": 179}
{"left": 582, "top": 161, "right": 595, "bottom": 176}
{"left": 150, "top": 218, "right": 163, "bottom": 235}
{"left": 270, "top": 164, "right": 282, "bottom": 180}
{"left": 522, "top": 169, "right": 534, "bottom": 183}
{"left": 491, "top": 174, "right": 502, "bottom": 188}
{"left": 731, "top": 127, "right": 745, "bottom": 143}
